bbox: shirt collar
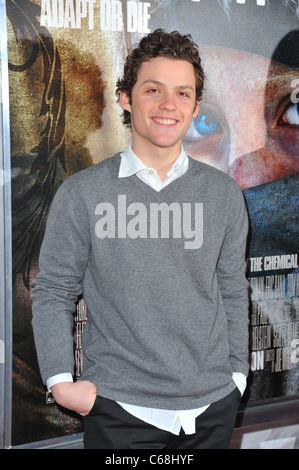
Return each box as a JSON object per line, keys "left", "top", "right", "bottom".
{"left": 118, "top": 141, "right": 189, "bottom": 179}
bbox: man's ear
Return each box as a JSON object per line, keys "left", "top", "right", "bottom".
{"left": 192, "top": 99, "right": 200, "bottom": 118}
{"left": 119, "top": 91, "right": 131, "bottom": 112}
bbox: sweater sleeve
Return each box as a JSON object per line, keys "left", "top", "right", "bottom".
{"left": 31, "top": 177, "right": 90, "bottom": 384}
{"left": 216, "top": 179, "right": 250, "bottom": 376}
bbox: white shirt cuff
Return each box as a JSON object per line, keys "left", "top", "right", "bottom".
{"left": 46, "top": 373, "right": 73, "bottom": 392}
{"left": 232, "top": 372, "right": 247, "bottom": 396}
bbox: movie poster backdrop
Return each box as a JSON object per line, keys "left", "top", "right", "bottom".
{"left": 5, "top": 0, "right": 299, "bottom": 446}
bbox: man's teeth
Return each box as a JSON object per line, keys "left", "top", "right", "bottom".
{"left": 154, "top": 118, "right": 176, "bottom": 125}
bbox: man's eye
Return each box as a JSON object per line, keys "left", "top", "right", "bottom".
{"left": 279, "top": 102, "right": 299, "bottom": 126}
{"left": 185, "top": 111, "right": 221, "bottom": 138}
{"left": 147, "top": 88, "right": 159, "bottom": 93}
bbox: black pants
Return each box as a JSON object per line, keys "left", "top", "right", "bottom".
{"left": 83, "top": 388, "right": 241, "bottom": 449}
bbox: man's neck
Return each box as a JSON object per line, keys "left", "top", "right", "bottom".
{"left": 131, "top": 143, "right": 182, "bottom": 182}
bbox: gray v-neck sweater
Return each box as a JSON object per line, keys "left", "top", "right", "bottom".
{"left": 31, "top": 154, "right": 249, "bottom": 410}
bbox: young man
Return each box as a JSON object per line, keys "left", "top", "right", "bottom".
{"left": 31, "top": 29, "right": 249, "bottom": 449}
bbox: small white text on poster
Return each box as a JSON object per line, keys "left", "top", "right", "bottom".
{"left": 249, "top": 254, "right": 299, "bottom": 374}
{"left": 40, "top": 0, "right": 151, "bottom": 33}
{"left": 250, "top": 254, "right": 298, "bottom": 272}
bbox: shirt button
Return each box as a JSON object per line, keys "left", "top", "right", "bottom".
{"left": 149, "top": 169, "right": 155, "bottom": 174}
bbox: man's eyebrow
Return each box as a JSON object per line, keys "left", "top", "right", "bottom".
{"left": 140, "top": 79, "right": 164, "bottom": 87}
{"left": 247, "top": 70, "right": 299, "bottom": 94}
{"left": 176, "top": 85, "right": 196, "bottom": 92}
{"left": 265, "top": 70, "right": 299, "bottom": 90}
{"left": 140, "top": 79, "right": 195, "bottom": 92}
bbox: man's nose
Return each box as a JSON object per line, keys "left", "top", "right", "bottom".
{"left": 159, "top": 92, "right": 176, "bottom": 110}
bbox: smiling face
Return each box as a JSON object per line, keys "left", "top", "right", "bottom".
{"left": 120, "top": 57, "right": 200, "bottom": 164}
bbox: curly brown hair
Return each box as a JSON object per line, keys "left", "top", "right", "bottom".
{"left": 116, "top": 29, "right": 205, "bottom": 127}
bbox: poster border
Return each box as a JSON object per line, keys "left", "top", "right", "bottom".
{"left": 2, "top": 0, "right": 299, "bottom": 449}
{"left": 0, "top": 0, "right": 13, "bottom": 450}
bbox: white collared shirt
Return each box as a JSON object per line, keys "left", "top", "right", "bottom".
{"left": 47, "top": 143, "right": 247, "bottom": 435}
{"left": 118, "top": 141, "right": 189, "bottom": 192}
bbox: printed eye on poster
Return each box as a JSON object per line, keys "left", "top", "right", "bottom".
{"left": 1, "top": 0, "right": 298, "bottom": 449}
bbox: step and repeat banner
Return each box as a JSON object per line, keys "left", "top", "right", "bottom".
{"left": 5, "top": 0, "right": 299, "bottom": 446}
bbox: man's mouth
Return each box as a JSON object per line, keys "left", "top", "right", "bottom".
{"left": 152, "top": 117, "right": 177, "bottom": 125}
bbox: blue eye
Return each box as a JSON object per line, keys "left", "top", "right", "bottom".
{"left": 193, "top": 113, "right": 220, "bottom": 136}
{"left": 281, "top": 102, "right": 299, "bottom": 126}
{"left": 184, "top": 109, "right": 222, "bottom": 140}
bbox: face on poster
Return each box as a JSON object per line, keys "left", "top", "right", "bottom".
{"left": 184, "top": 45, "right": 299, "bottom": 188}
{"left": 5, "top": 0, "right": 299, "bottom": 446}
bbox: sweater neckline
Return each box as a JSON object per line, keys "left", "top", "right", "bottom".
{"left": 116, "top": 155, "right": 195, "bottom": 200}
